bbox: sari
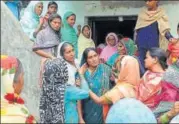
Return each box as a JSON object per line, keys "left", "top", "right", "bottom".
{"left": 99, "top": 32, "right": 118, "bottom": 62}
{"left": 102, "top": 55, "right": 140, "bottom": 104}
{"left": 137, "top": 70, "right": 164, "bottom": 109}
{"left": 1, "top": 55, "right": 36, "bottom": 123}
{"left": 77, "top": 25, "right": 95, "bottom": 61}
{"left": 82, "top": 63, "right": 111, "bottom": 123}
{"left": 57, "top": 42, "right": 89, "bottom": 123}
{"left": 106, "top": 37, "right": 136, "bottom": 67}
{"left": 61, "top": 11, "right": 78, "bottom": 58}
{"left": 20, "top": 1, "right": 43, "bottom": 41}
{"left": 39, "top": 58, "right": 68, "bottom": 123}
{"left": 152, "top": 62, "right": 179, "bottom": 118}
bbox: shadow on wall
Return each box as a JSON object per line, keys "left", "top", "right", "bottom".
{"left": 1, "top": 1, "right": 41, "bottom": 121}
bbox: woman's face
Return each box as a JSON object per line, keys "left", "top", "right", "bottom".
{"left": 35, "top": 2, "right": 43, "bottom": 16}
{"left": 48, "top": 4, "right": 58, "bottom": 14}
{"left": 107, "top": 35, "right": 116, "bottom": 46}
{"left": 82, "top": 26, "right": 90, "bottom": 38}
{"left": 50, "top": 18, "right": 61, "bottom": 31}
{"left": 13, "top": 73, "right": 24, "bottom": 95}
{"left": 67, "top": 15, "right": 76, "bottom": 27}
{"left": 117, "top": 42, "right": 127, "bottom": 55}
{"left": 145, "top": 0, "right": 158, "bottom": 10}
{"left": 87, "top": 50, "right": 99, "bottom": 68}
{"left": 144, "top": 51, "right": 157, "bottom": 69}
{"left": 63, "top": 45, "right": 75, "bottom": 63}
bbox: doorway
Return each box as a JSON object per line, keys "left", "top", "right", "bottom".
{"left": 87, "top": 16, "right": 137, "bottom": 46}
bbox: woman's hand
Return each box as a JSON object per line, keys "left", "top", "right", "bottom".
{"left": 79, "top": 63, "right": 88, "bottom": 75}
{"left": 169, "top": 38, "right": 178, "bottom": 44}
{"left": 79, "top": 118, "right": 85, "bottom": 124}
{"left": 167, "top": 101, "right": 179, "bottom": 119}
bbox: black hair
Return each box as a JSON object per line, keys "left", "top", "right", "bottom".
{"left": 148, "top": 47, "right": 168, "bottom": 70}
{"left": 60, "top": 42, "right": 74, "bottom": 57}
{"left": 80, "top": 47, "right": 97, "bottom": 66}
{"left": 14, "top": 59, "right": 24, "bottom": 83}
{"left": 48, "top": 13, "right": 61, "bottom": 23}
{"left": 48, "top": 1, "right": 58, "bottom": 9}
{"left": 117, "top": 34, "right": 124, "bottom": 40}
{"left": 177, "top": 23, "right": 179, "bottom": 30}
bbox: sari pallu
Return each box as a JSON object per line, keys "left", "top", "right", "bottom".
{"left": 82, "top": 63, "right": 111, "bottom": 123}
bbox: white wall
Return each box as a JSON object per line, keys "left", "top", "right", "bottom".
{"left": 43, "top": 1, "right": 179, "bottom": 37}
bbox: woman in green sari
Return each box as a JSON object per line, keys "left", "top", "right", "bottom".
{"left": 61, "top": 11, "right": 78, "bottom": 58}
{"left": 79, "top": 48, "right": 112, "bottom": 123}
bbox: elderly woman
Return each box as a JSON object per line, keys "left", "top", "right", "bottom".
{"left": 20, "top": 1, "right": 43, "bottom": 41}
{"left": 78, "top": 25, "right": 95, "bottom": 61}
{"left": 39, "top": 42, "right": 89, "bottom": 123}
{"left": 99, "top": 32, "right": 118, "bottom": 63}
{"left": 61, "top": 11, "right": 78, "bottom": 58}
{"left": 1, "top": 55, "right": 36, "bottom": 123}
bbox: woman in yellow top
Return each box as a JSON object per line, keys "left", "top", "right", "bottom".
{"left": 77, "top": 25, "right": 95, "bottom": 61}
{"left": 1, "top": 55, "right": 36, "bottom": 123}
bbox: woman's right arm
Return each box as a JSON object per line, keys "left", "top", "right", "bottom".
{"left": 158, "top": 101, "right": 179, "bottom": 123}
{"left": 34, "top": 49, "right": 55, "bottom": 59}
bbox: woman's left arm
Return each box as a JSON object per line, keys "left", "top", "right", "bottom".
{"left": 89, "top": 90, "right": 110, "bottom": 105}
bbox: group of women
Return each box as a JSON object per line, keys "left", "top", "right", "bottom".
{"left": 1, "top": 0, "right": 179, "bottom": 123}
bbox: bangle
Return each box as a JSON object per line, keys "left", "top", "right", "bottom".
{"left": 160, "top": 113, "right": 170, "bottom": 124}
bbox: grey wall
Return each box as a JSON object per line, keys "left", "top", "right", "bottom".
{"left": 1, "top": 1, "right": 41, "bottom": 121}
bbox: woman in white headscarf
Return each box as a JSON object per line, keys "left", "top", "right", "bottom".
{"left": 20, "top": 1, "right": 43, "bottom": 41}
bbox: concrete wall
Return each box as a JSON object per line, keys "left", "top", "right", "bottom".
{"left": 1, "top": 1, "right": 41, "bottom": 121}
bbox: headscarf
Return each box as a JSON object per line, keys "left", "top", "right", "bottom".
{"left": 57, "top": 42, "right": 80, "bottom": 86}
{"left": 20, "top": 1, "right": 43, "bottom": 41}
{"left": 39, "top": 58, "right": 68, "bottom": 123}
{"left": 106, "top": 98, "right": 157, "bottom": 123}
{"left": 120, "top": 37, "right": 137, "bottom": 56}
{"left": 135, "top": 7, "right": 170, "bottom": 36}
{"left": 99, "top": 32, "right": 118, "bottom": 62}
{"left": 61, "top": 11, "right": 78, "bottom": 58}
{"left": 1, "top": 55, "right": 23, "bottom": 95}
{"left": 78, "top": 25, "right": 95, "bottom": 61}
{"left": 117, "top": 55, "right": 140, "bottom": 86}
{"left": 32, "top": 14, "right": 61, "bottom": 56}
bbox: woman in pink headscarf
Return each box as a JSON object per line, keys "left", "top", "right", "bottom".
{"left": 99, "top": 32, "right": 118, "bottom": 62}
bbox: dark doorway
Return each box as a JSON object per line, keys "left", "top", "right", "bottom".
{"left": 88, "top": 16, "right": 137, "bottom": 46}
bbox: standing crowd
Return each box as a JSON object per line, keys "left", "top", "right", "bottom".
{"left": 1, "top": 0, "right": 179, "bottom": 123}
